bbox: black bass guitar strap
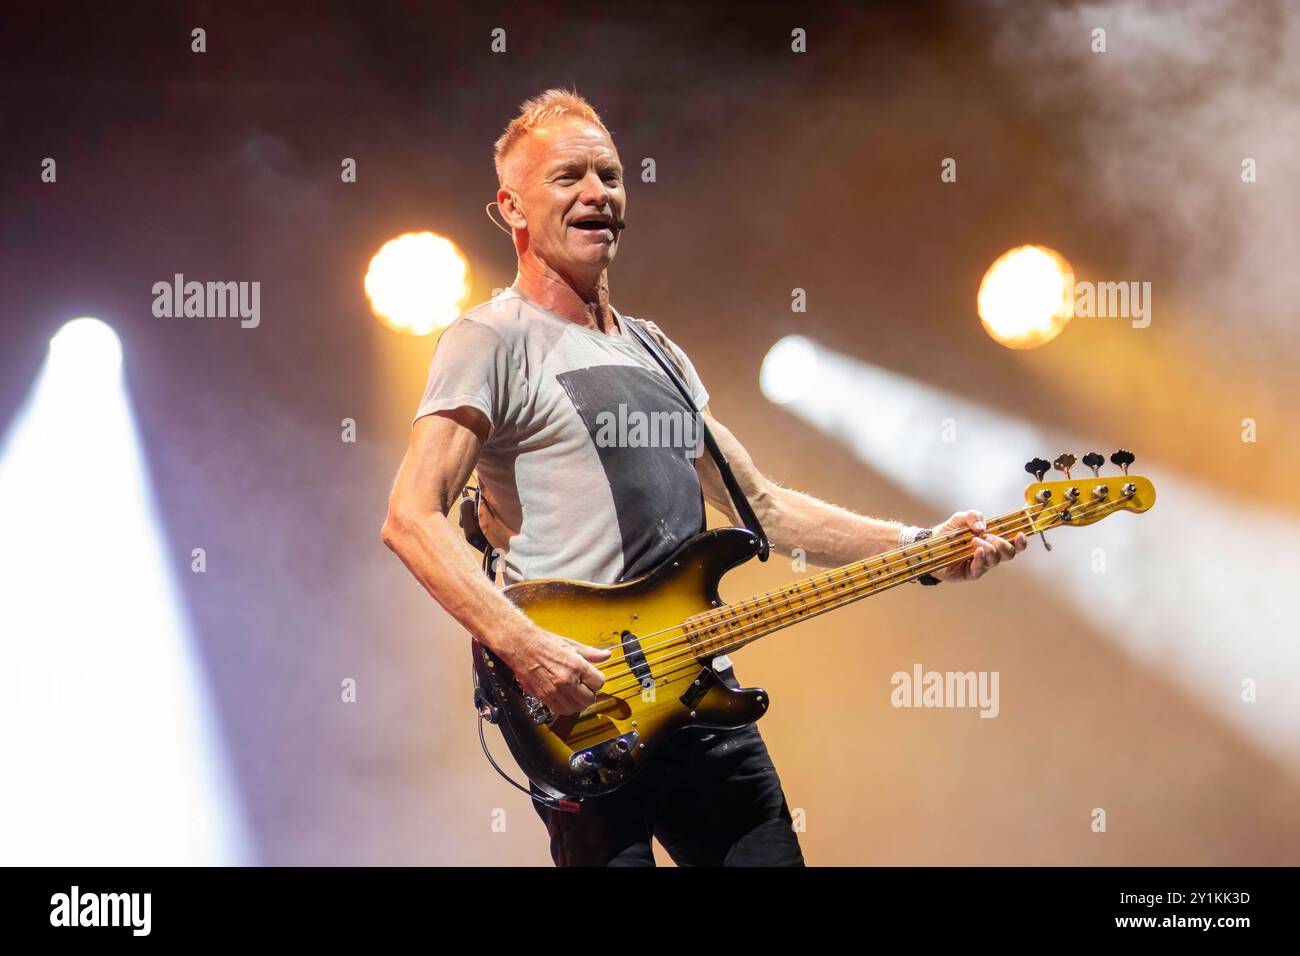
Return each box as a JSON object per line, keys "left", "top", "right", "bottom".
{"left": 622, "top": 315, "right": 770, "bottom": 562}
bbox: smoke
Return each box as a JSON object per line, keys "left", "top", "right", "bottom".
{"left": 988, "top": 0, "right": 1300, "bottom": 361}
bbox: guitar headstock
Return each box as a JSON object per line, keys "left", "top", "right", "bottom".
{"left": 1022, "top": 449, "right": 1156, "bottom": 532}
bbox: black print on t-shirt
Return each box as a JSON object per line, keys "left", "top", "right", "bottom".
{"left": 556, "top": 364, "right": 705, "bottom": 581}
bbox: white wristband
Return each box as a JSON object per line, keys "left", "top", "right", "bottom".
{"left": 898, "top": 524, "right": 928, "bottom": 547}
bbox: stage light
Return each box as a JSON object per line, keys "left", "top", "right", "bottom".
{"left": 0, "top": 318, "right": 251, "bottom": 864}
{"left": 364, "top": 231, "right": 472, "bottom": 336}
{"left": 49, "top": 316, "right": 123, "bottom": 377}
{"left": 977, "top": 245, "right": 1073, "bottom": 349}
{"left": 760, "top": 335, "right": 819, "bottom": 404}
{"left": 763, "top": 336, "right": 1300, "bottom": 768}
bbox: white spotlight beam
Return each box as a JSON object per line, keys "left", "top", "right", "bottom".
{"left": 0, "top": 319, "right": 252, "bottom": 864}
{"left": 764, "top": 336, "right": 1300, "bottom": 769}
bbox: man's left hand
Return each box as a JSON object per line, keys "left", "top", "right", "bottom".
{"left": 929, "top": 510, "right": 1028, "bottom": 583}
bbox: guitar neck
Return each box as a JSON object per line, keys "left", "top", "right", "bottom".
{"left": 684, "top": 504, "right": 1049, "bottom": 660}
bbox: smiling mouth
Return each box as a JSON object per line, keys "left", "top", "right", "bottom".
{"left": 571, "top": 218, "right": 613, "bottom": 231}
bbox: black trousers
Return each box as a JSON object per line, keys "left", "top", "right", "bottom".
{"left": 531, "top": 672, "right": 805, "bottom": 867}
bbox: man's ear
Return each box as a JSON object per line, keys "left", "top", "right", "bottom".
{"left": 497, "top": 188, "right": 527, "bottom": 230}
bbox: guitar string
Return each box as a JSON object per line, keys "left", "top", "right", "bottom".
{"left": 647, "top": 487, "right": 1126, "bottom": 655}
{"left": 596, "top": 520, "right": 1050, "bottom": 701}
{"left": 590, "top": 503, "right": 1053, "bottom": 689}
{"left": 496, "top": 493, "right": 1121, "bottom": 712}
{"left": 593, "top": 503, "right": 1040, "bottom": 674}
{"left": 591, "top": 494, "right": 1126, "bottom": 700}
{"left": 593, "top": 493, "right": 1082, "bottom": 679}
{"left": 595, "top": 494, "right": 1123, "bottom": 701}
{"left": 597, "top": 509, "right": 1052, "bottom": 698}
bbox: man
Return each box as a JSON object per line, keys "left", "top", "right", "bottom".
{"left": 381, "top": 89, "right": 1028, "bottom": 866}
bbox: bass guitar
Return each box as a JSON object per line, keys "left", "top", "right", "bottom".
{"left": 473, "top": 451, "right": 1155, "bottom": 801}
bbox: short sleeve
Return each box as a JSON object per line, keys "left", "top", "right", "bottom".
{"left": 638, "top": 320, "right": 710, "bottom": 411}
{"left": 413, "top": 319, "right": 519, "bottom": 435}
{"left": 664, "top": 337, "right": 710, "bottom": 411}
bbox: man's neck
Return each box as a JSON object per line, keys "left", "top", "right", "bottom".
{"left": 513, "top": 260, "right": 619, "bottom": 335}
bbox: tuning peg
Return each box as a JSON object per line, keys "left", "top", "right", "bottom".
{"left": 1110, "top": 449, "right": 1135, "bottom": 475}
{"left": 1082, "top": 452, "right": 1105, "bottom": 477}
{"left": 1024, "top": 457, "right": 1051, "bottom": 482}
{"left": 1053, "top": 453, "right": 1077, "bottom": 479}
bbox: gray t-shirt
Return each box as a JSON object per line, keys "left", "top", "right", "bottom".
{"left": 415, "top": 285, "right": 713, "bottom": 586}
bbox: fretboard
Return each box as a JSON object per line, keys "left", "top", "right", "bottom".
{"left": 683, "top": 505, "right": 1044, "bottom": 658}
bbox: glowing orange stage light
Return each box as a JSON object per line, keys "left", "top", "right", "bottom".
{"left": 364, "top": 231, "right": 472, "bottom": 336}
{"left": 977, "top": 245, "right": 1074, "bottom": 350}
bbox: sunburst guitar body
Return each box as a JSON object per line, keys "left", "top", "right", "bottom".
{"left": 474, "top": 528, "right": 764, "bottom": 801}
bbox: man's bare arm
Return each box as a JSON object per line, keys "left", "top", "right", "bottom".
{"left": 692, "top": 406, "right": 1025, "bottom": 579}
{"left": 381, "top": 409, "right": 608, "bottom": 714}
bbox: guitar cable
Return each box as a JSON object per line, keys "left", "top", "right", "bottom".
{"left": 464, "top": 479, "right": 583, "bottom": 813}
{"left": 473, "top": 706, "right": 582, "bottom": 813}
{"left": 473, "top": 666, "right": 583, "bottom": 814}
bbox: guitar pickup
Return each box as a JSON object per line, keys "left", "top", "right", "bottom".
{"left": 620, "top": 630, "right": 652, "bottom": 686}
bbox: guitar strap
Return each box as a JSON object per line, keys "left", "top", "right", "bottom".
{"left": 621, "top": 314, "right": 771, "bottom": 562}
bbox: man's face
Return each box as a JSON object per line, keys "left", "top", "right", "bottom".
{"left": 504, "top": 117, "right": 625, "bottom": 277}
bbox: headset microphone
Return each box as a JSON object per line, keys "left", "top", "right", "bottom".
{"left": 486, "top": 202, "right": 626, "bottom": 236}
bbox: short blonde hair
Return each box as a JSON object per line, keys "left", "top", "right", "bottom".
{"left": 493, "top": 88, "right": 611, "bottom": 186}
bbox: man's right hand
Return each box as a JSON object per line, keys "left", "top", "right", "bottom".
{"left": 499, "top": 626, "right": 611, "bottom": 716}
